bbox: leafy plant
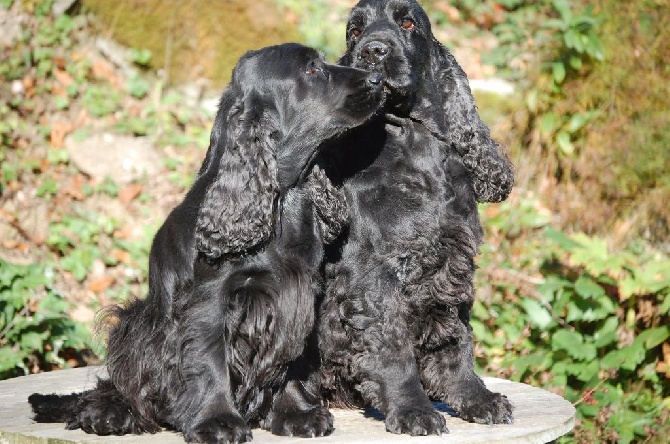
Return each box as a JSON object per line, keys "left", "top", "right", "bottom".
{"left": 275, "top": 0, "right": 349, "bottom": 61}
{"left": 129, "top": 48, "right": 152, "bottom": 67}
{"left": 127, "top": 75, "right": 150, "bottom": 99}
{"left": 0, "top": 260, "right": 92, "bottom": 379}
{"left": 475, "top": 196, "right": 670, "bottom": 443}
{"left": 82, "top": 85, "right": 122, "bottom": 117}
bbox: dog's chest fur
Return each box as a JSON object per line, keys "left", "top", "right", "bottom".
{"left": 331, "top": 117, "right": 480, "bottom": 286}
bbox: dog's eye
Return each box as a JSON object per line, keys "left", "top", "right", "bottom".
{"left": 305, "top": 61, "right": 320, "bottom": 75}
{"left": 400, "top": 18, "right": 415, "bottom": 30}
{"left": 350, "top": 28, "right": 362, "bottom": 39}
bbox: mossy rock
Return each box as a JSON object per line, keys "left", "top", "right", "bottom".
{"left": 83, "top": 0, "right": 300, "bottom": 87}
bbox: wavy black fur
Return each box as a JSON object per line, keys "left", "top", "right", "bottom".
{"left": 28, "top": 43, "right": 384, "bottom": 443}
{"left": 316, "top": 0, "right": 515, "bottom": 436}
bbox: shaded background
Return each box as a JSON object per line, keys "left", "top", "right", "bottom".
{"left": 0, "top": 0, "right": 668, "bottom": 442}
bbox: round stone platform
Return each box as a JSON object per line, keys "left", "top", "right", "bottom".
{"left": 0, "top": 367, "right": 575, "bottom": 443}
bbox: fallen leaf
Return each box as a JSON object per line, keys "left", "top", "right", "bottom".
{"left": 70, "top": 304, "right": 96, "bottom": 323}
{"left": 110, "top": 249, "right": 134, "bottom": 265}
{"left": 119, "top": 183, "right": 143, "bottom": 205}
{"left": 23, "top": 76, "right": 36, "bottom": 98}
{"left": 88, "top": 275, "right": 115, "bottom": 293}
{"left": 64, "top": 174, "right": 87, "bottom": 200}
{"left": 52, "top": 56, "right": 67, "bottom": 70}
{"left": 656, "top": 343, "right": 670, "bottom": 379}
{"left": 92, "top": 59, "right": 121, "bottom": 88}
{"left": 50, "top": 121, "right": 74, "bottom": 147}
{"left": 53, "top": 68, "right": 74, "bottom": 87}
{"left": 113, "top": 225, "right": 134, "bottom": 240}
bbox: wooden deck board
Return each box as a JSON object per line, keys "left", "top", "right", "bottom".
{"left": 0, "top": 367, "right": 575, "bottom": 443}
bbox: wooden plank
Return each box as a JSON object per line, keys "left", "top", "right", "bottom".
{"left": 0, "top": 367, "right": 575, "bottom": 443}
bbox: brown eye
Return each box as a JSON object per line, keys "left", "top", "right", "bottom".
{"left": 400, "top": 18, "right": 414, "bottom": 30}
{"left": 351, "top": 28, "right": 362, "bottom": 39}
{"left": 306, "top": 61, "right": 317, "bottom": 74}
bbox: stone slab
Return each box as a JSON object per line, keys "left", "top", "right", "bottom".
{"left": 0, "top": 367, "right": 575, "bottom": 443}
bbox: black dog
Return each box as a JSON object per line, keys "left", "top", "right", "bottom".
{"left": 29, "top": 43, "right": 384, "bottom": 443}
{"left": 316, "top": 0, "right": 515, "bottom": 435}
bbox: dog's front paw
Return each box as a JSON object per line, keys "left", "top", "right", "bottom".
{"left": 73, "top": 394, "right": 152, "bottom": 435}
{"left": 263, "top": 405, "right": 334, "bottom": 437}
{"left": 184, "top": 416, "right": 252, "bottom": 444}
{"left": 457, "top": 391, "right": 513, "bottom": 425}
{"left": 385, "top": 405, "right": 448, "bottom": 436}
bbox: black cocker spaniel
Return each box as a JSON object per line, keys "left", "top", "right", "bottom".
{"left": 29, "top": 43, "right": 384, "bottom": 443}
{"left": 316, "top": 0, "right": 515, "bottom": 436}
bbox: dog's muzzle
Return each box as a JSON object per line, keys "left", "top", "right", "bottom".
{"left": 359, "top": 41, "right": 390, "bottom": 65}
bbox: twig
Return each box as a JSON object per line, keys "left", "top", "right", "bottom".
{"left": 485, "top": 266, "right": 575, "bottom": 331}
{"left": 572, "top": 375, "right": 610, "bottom": 407}
{"left": 0, "top": 209, "right": 43, "bottom": 246}
{"left": 0, "top": 299, "right": 36, "bottom": 343}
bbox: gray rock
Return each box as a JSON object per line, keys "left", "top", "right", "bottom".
{"left": 0, "top": 6, "right": 25, "bottom": 47}
{"left": 65, "top": 132, "right": 162, "bottom": 184}
{"left": 52, "top": 0, "right": 79, "bottom": 16}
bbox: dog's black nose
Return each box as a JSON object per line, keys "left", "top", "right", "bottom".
{"left": 360, "top": 41, "right": 389, "bottom": 65}
{"left": 367, "top": 72, "right": 383, "bottom": 85}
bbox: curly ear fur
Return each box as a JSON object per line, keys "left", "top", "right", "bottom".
{"left": 195, "top": 92, "right": 280, "bottom": 259}
{"left": 306, "top": 166, "right": 349, "bottom": 244}
{"left": 429, "top": 40, "right": 515, "bottom": 203}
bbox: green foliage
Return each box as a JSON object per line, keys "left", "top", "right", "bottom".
{"left": 275, "top": 0, "right": 349, "bottom": 61}
{"left": 493, "top": 0, "right": 605, "bottom": 159}
{"left": 0, "top": 0, "right": 216, "bottom": 382}
{"left": 82, "top": 85, "right": 122, "bottom": 117}
{"left": 0, "top": 260, "right": 92, "bottom": 379}
{"left": 129, "top": 48, "right": 152, "bottom": 67}
{"left": 127, "top": 75, "right": 150, "bottom": 99}
{"left": 476, "top": 196, "right": 670, "bottom": 443}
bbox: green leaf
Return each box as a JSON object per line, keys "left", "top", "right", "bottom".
{"left": 603, "top": 342, "right": 646, "bottom": 371}
{"left": 586, "top": 32, "right": 605, "bottom": 61}
{"left": 19, "top": 331, "right": 47, "bottom": 353}
{"left": 593, "top": 316, "right": 619, "bottom": 347}
{"left": 521, "top": 298, "right": 553, "bottom": 329}
{"left": 660, "top": 293, "right": 670, "bottom": 315}
{"left": 36, "top": 177, "right": 58, "bottom": 197}
{"left": 563, "top": 28, "right": 576, "bottom": 49}
{"left": 552, "top": 0, "right": 572, "bottom": 23}
{"left": 543, "top": 18, "right": 565, "bottom": 30}
{"left": 551, "top": 62, "right": 566, "bottom": 84}
{"left": 544, "top": 227, "right": 582, "bottom": 250}
{"left": 637, "top": 326, "right": 670, "bottom": 349}
{"left": 621, "top": 260, "right": 670, "bottom": 298}
{"left": 526, "top": 89, "right": 538, "bottom": 113}
{"left": 127, "top": 76, "right": 150, "bottom": 99}
{"left": 0, "top": 346, "right": 28, "bottom": 373}
{"left": 566, "top": 297, "right": 615, "bottom": 322}
{"left": 540, "top": 112, "right": 560, "bottom": 137}
{"left": 552, "top": 329, "right": 597, "bottom": 361}
{"left": 569, "top": 55, "right": 583, "bottom": 69}
{"left": 129, "top": 48, "right": 152, "bottom": 66}
{"left": 567, "top": 360, "right": 600, "bottom": 382}
{"left": 567, "top": 112, "right": 593, "bottom": 133}
{"left": 574, "top": 276, "right": 606, "bottom": 299}
{"left": 556, "top": 131, "right": 574, "bottom": 155}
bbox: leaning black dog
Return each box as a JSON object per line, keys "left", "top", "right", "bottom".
{"left": 316, "top": 0, "right": 515, "bottom": 435}
{"left": 29, "top": 43, "right": 384, "bottom": 443}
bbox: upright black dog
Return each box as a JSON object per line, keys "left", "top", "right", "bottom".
{"left": 29, "top": 43, "right": 384, "bottom": 443}
{"left": 317, "top": 0, "right": 515, "bottom": 435}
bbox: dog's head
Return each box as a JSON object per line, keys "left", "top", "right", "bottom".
{"left": 340, "top": 0, "right": 515, "bottom": 202}
{"left": 340, "top": 0, "right": 438, "bottom": 114}
{"left": 195, "top": 43, "right": 384, "bottom": 259}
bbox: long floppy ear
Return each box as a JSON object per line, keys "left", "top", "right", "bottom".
{"left": 195, "top": 91, "right": 280, "bottom": 259}
{"left": 306, "top": 165, "right": 349, "bottom": 244}
{"left": 423, "top": 40, "right": 515, "bottom": 203}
